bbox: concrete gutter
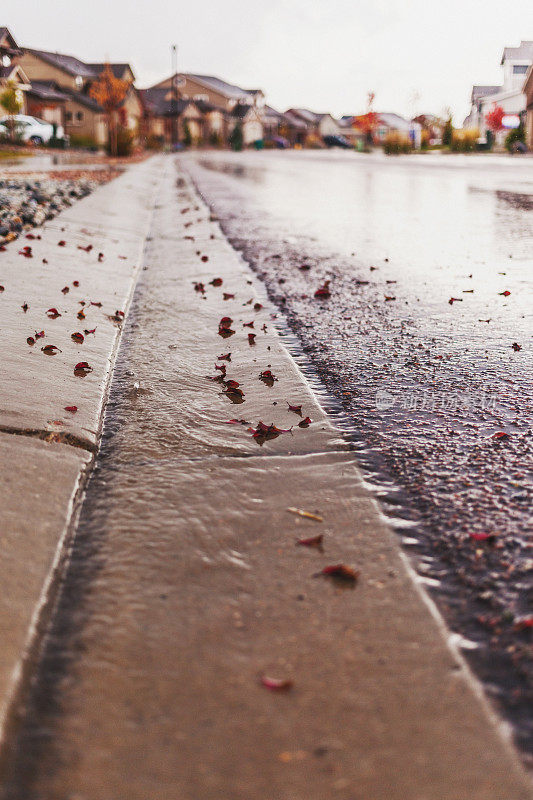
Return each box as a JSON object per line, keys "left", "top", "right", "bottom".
{"left": 0, "top": 154, "right": 164, "bottom": 745}
{"left": 0, "top": 153, "right": 531, "bottom": 798}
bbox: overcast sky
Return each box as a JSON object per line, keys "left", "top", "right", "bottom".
{"left": 5, "top": 1, "right": 532, "bottom": 121}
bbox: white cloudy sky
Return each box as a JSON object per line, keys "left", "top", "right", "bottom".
{"left": 5, "top": 0, "right": 532, "bottom": 122}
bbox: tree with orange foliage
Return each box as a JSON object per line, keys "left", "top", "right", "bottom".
{"left": 355, "top": 91, "right": 378, "bottom": 146}
{"left": 89, "top": 63, "right": 130, "bottom": 156}
{"left": 485, "top": 103, "right": 505, "bottom": 133}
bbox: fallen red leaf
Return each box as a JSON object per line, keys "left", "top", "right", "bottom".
{"left": 298, "top": 417, "right": 312, "bottom": 428}
{"left": 492, "top": 431, "right": 509, "bottom": 440}
{"left": 217, "top": 352, "right": 232, "bottom": 361}
{"left": 201, "top": 255, "right": 209, "bottom": 263}
{"left": 77, "top": 244, "right": 93, "bottom": 252}
{"left": 259, "top": 370, "right": 277, "bottom": 386}
{"left": 21, "top": 302, "right": 28, "bottom": 312}
{"left": 513, "top": 616, "right": 533, "bottom": 631}
{"left": 260, "top": 675, "right": 293, "bottom": 692}
{"left": 384, "top": 295, "right": 396, "bottom": 301}
{"left": 449, "top": 297, "right": 463, "bottom": 305}
{"left": 64, "top": 405, "right": 78, "bottom": 413}
{"left": 84, "top": 327, "right": 96, "bottom": 335}
{"left": 210, "top": 278, "right": 223, "bottom": 287}
{"left": 46, "top": 308, "right": 61, "bottom": 319}
{"left": 74, "top": 361, "right": 92, "bottom": 376}
{"left": 254, "top": 302, "right": 263, "bottom": 311}
{"left": 287, "top": 403, "right": 302, "bottom": 415}
{"left": 90, "top": 301, "right": 102, "bottom": 307}
{"left": 73, "top": 280, "right": 79, "bottom": 287}
{"left": 35, "top": 330, "right": 45, "bottom": 339}
{"left": 511, "top": 342, "right": 522, "bottom": 351}
{"left": 27, "top": 336, "right": 35, "bottom": 346}
{"left": 98, "top": 252, "right": 104, "bottom": 262}
{"left": 315, "top": 564, "right": 359, "bottom": 583}
{"left": 193, "top": 281, "right": 205, "bottom": 293}
{"left": 499, "top": 290, "right": 511, "bottom": 297}
{"left": 78, "top": 309, "right": 86, "bottom": 320}
{"left": 58, "top": 240, "right": 66, "bottom": 246}
{"left": 314, "top": 280, "right": 331, "bottom": 298}
{"left": 0, "top": 285, "right": 4, "bottom": 292}
{"left": 469, "top": 532, "right": 497, "bottom": 543}
{"left": 248, "top": 333, "right": 256, "bottom": 345}
{"left": 223, "top": 292, "right": 235, "bottom": 300}
{"left": 61, "top": 286, "right": 70, "bottom": 294}
{"left": 223, "top": 418, "right": 250, "bottom": 425}
{"left": 41, "top": 344, "right": 61, "bottom": 355}
{"left": 71, "top": 332, "right": 84, "bottom": 344}
{"left": 299, "top": 264, "right": 311, "bottom": 271}
{"left": 243, "top": 321, "right": 255, "bottom": 328}
{"left": 297, "top": 534, "right": 323, "bottom": 548}
{"left": 18, "top": 245, "right": 33, "bottom": 258}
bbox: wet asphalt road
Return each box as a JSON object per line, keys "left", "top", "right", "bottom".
{"left": 182, "top": 149, "right": 533, "bottom": 758}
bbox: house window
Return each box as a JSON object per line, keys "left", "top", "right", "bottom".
{"left": 76, "top": 111, "right": 83, "bottom": 121}
{"left": 66, "top": 111, "right": 72, "bottom": 122}
{"left": 513, "top": 65, "right": 528, "bottom": 74}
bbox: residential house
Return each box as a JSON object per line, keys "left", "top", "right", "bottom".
{"left": 286, "top": 109, "right": 341, "bottom": 144}
{"left": 147, "top": 73, "right": 265, "bottom": 146}
{"left": 373, "top": 113, "right": 422, "bottom": 147}
{"left": 412, "top": 114, "right": 444, "bottom": 145}
{"left": 465, "top": 41, "right": 533, "bottom": 143}
{"left": 139, "top": 88, "right": 213, "bottom": 145}
{"left": 17, "top": 49, "right": 142, "bottom": 146}
{"left": 0, "top": 27, "right": 30, "bottom": 114}
{"left": 338, "top": 115, "right": 365, "bottom": 147}
{"left": 229, "top": 102, "right": 263, "bottom": 145}
{"left": 524, "top": 65, "right": 533, "bottom": 149}
{"left": 278, "top": 110, "right": 308, "bottom": 145}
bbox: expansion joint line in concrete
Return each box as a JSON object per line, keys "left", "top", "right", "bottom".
{"left": 0, "top": 426, "right": 97, "bottom": 454}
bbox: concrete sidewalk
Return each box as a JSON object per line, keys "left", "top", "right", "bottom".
{"left": 0, "top": 155, "right": 529, "bottom": 799}
{"left": 0, "top": 154, "right": 165, "bottom": 750}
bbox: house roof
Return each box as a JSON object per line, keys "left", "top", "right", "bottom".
{"left": 25, "top": 49, "right": 134, "bottom": 82}
{"left": 26, "top": 80, "right": 69, "bottom": 102}
{"left": 185, "top": 73, "right": 254, "bottom": 102}
{"left": 471, "top": 85, "right": 501, "bottom": 103}
{"left": 60, "top": 86, "right": 103, "bottom": 111}
{"left": 140, "top": 87, "right": 194, "bottom": 117}
{"left": 262, "top": 104, "right": 283, "bottom": 121}
{"left": 282, "top": 111, "right": 308, "bottom": 129}
{"left": 378, "top": 112, "right": 412, "bottom": 131}
{"left": 0, "top": 26, "right": 21, "bottom": 54}
{"left": 87, "top": 63, "right": 135, "bottom": 81}
{"left": 25, "top": 48, "right": 96, "bottom": 78}
{"left": 288, "top": 108, "right": 320, "bottom": 124}
{"left": 501, "top": 40, "right": 533, "bottom": 65}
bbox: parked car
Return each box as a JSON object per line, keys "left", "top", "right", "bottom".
{"left": 0, "top": 114, "right": 67, "bottom": 146}
{"left": 323, "top": 134, "right": 352, "bottom": 149}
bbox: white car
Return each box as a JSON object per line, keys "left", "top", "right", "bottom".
{"left": 0, "top": 114, "right": 66, "bottom": 145}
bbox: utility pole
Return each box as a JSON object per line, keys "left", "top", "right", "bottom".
{"left": 171, "top": 44, "right": 178, "bottom": 147}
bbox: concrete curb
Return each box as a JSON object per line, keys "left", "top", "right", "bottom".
{"left": 0, "top": 154, "right": 165, "bottom": 748}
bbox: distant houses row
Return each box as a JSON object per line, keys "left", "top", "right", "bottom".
{"left": 1, "top": 26, "right": 532, "bottom": 152}
{"left": 0, "top": 26, "right": 427, "bottom": 152}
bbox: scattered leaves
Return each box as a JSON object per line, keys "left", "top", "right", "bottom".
{"left": 315, "top": 564, "right": 359, "bottom": 584}
{"left": 71, "top": 332, "right": 84, "bottom": 344}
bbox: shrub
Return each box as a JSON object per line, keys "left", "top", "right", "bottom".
{"left": 145, "top": 134, "right": 164, "bottom": 150}
{"left": 442, "top": 116, "right": 453, "bottom": 147}
{"left": 114, "top": 127, "right": 134, "bottom": 156}
{"left": 70, "top": 134, "right": 99, "bottom": 150}
{"left": 229, "top": 121, "right": 243, "bottom": 151}
{"left": 183, "top": 120, "right": 192, "bottom": 147}
{"left": 383, "top": 132, "right": 412, "bottom": 154}
{"left": 450, "top": 129, "right": 478, "bottom": 152}
{"left": 505, "top": 122, "right": 525, "bottom": 153}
